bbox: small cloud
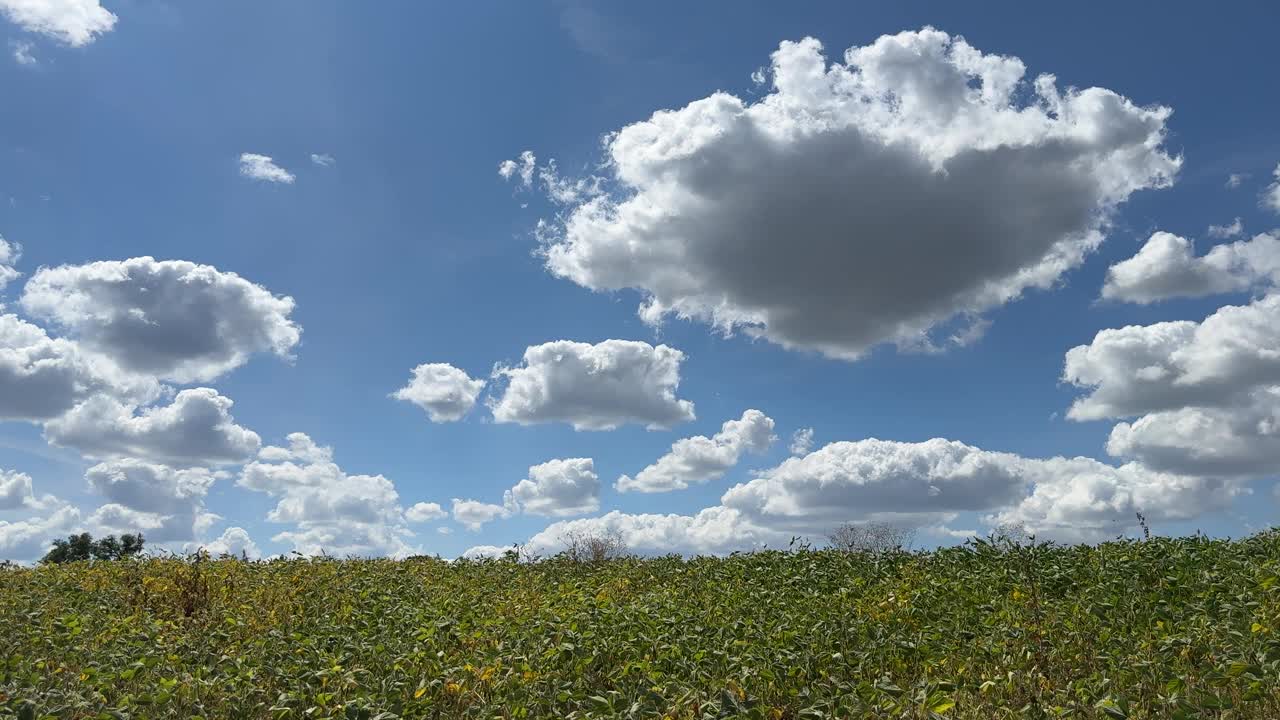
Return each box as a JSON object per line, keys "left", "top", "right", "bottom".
{"left": 1265, "top": 163, "right": 1280, "bottom": 214}
{"left": 238, "top": 153, "right": 295, "bottom": 184}
{"left": 1206, "top": 217, "right": 1244, "bottom": 239}
{"left": 10, "top": 40, "right": 35, "bottom": 66}
{"left": 0, "top": 0, "right": 116, "bottom": 47}
{"left": 310, "top": 153, "right": 335, "bottom": 168}
{"left": 789, "top": 427, "right": 814, "bottom": 456}
{"left": 1226, "top": 173, "right": 1250, "bottom": 189}
{"left": 498, "top": 151, "right": 536, "bottom": 187}
{"left": 750, "top": 67, "right": 767, "bottom": 85}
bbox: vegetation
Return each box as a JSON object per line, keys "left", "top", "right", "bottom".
{"left": 3, "top": 531, "right": 1280, "bottom": 719}
{"left": 41, "top": 533, "right": 146, "bottom": 565}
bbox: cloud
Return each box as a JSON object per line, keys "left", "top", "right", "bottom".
{"left": 21, "top": 256, "right": 301, "bottom": 383}
{"left": 504, "top": 457, "right": 600, "bottom": 517}
{"left": 44, "top": 388, "right": 261, "bottom": 466}
{"left": 498, "top": 151, "right": 536, "bottom": 187}
{"left": 451, "top": 498, "right": 510, "bottom": 531}
{"left": 1064, "top": 294, "right": 1280, "bottom": 420}
{"left": 238, "top": 433, "right": 415, "bottom": 557}
{"left": 309, "top": 153, "right": 335, "bottom": 168}
{"left": 1101, "top": 231, "right": 1280, "bottom": 304}
{"left": 1227, "top": 173, "right": 1249, "bottom": 189}
{"left": 0, "top": 469, "right": 56, "bottom": 510}
{"left": 789, "top": 427, "right": 815, "bottom": 456}
{"left": 405, "top": 501, "right": 446, "bottom": 523}
{"left": 191, "top": 526, "right": 260, "bottom": 559}
{"left": 10, "top": 39, "right": 34, "bottom": 65}
{"left": 84, "top": 459, "right": 222, "bottom": 542}
{"left": 1266, "top": 164, "right": 1280, "bottom": 213}
{"left": 991, "top": 457, "right": 1243, "bottom": 543}
{"left": 479, "top": 434, "right": 1244, "bottom": 557}
{"left": 1207, "top": 218, "right": 1244, "bottom": 240}
{"left": 1104, "top": 391, "right": 1280, "bottom": 478}
{"left": 0, "top": 237, "right": 20, "bottom": 291}
{"left": 238, "top": 153, "right": 295, "bottom": 184}
{"left": 1065, "top": 293, "right": 1280, "bottom": 480}
{"left": 528, "top": 28, "right": 1177, "bottom": 360}
{"left": 514, "top": 506, "right": 786, "bottom": 557}
{"left": 0, "top": 313, "right": 161, "bottom": 422}
{"left": 616, "top": 409, "right": 775, "bottom": 493}
{"left": 0, "top": 502, "right": 79, "bottom": 562}
{"left": 0, "top": 0, "right": 116, "bottom": 46}
{"left": 392, "top": 363, "right": 485, "bottom": 422}
{"left": 489, "top": 339, "right": 695, "bottom": 431}
{"left": 720, "top": 438, "right": 1029, "bottom": 533}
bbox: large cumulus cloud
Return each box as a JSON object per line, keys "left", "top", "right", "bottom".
{"left": 21, "top": 257, "right": 300, "bottom": 383}
{"left": 489, "top": 339, "right": 695, "bottom": 430}
{"left": 525, "top": 28, "right": 1177, "bottom": 359}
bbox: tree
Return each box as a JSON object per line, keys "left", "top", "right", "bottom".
{"left": 828, "top": 522, "right": 915, "bottom": 554}
{"left": 558, "top": 529, "right": 628, "bottom": 563}
{"left": 42, "top": 532, "right": 145, "bottom": 564}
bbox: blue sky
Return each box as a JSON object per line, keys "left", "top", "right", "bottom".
{"left": 2, "top": 1, "right": 1279, "bottom": 561}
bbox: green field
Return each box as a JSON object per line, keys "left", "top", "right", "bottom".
{"left": 3, "top": 533, "right": 1280, "bottom": 719}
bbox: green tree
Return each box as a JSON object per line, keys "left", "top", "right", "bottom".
{"left": 41, "top": 532, "right": 145, "bottom": 564}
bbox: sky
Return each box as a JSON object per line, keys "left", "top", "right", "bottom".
{"left": 2, "top": 0, "right": 1280, "bottom": 562}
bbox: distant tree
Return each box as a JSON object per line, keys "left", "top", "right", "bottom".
{"left": 558, "top": 529, "right": 628, "bottom": 563}
{"left": 828, "top": 522, "right": 915, "bottom": 554}
{"left": 42, "top": 532, "right": 145, "bottom": 564}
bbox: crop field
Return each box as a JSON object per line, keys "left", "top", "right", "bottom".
{"left": 2, "top": 533, "right": 1280, "bottom": 719}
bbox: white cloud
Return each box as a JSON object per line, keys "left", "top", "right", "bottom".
{"left": 1207, "top": 218, "right": 1244, "bottom": 240}
{"left": 392, "top": 363, "right": 485, "bottom": 422}
{"left": 1104, "top": 391, "right": 1280, "bottom": 478}
{"left": 405, "top": 501, "right": 446, "bottom": 523}
{"left": 1101, "top": 231, "right": 1280, "bottom": 304}
{"left": 530, "top": 29, "right": 1177, "bottom": 360}
{"left": 720, "top": 438, "right": 1029, "bottom": 533}
{"left": 483, "top": 434, "right": 1243, "bottom": 557}
{"left": 992, "top": 457, "right": 1243, "bottom": 543}
{"left": 45, "top": 388, "right": 261, "bottom": 466}
{"left": 498, "top": 150, "right": 536, "bottom": 186}
{"left": 84, "top": 459, "right": 221, "bottom": 542}
{"left": 1064, "top": 294, "right": 1280, "bottom": 421}
{"left": 21, "top": 256, "right": 301, "bottom": 383}
{"left": 238, "top": 153, "right": 295, "bottom": 184}
{"left": 0, "top": 0, "right": 116, "bottom": 46}
{"left": 0, "top": 313, "right": 161, "bottom": 422}
{"left": 504, "top": 457, "right": 599, "bottom": 517}
{"left": 10, "top": 39, "right": 34, "bottom": 65}
{"left": 616, "top": 409, "right": 775, "bottom": 493}
{"left": 513, "top": 506, "right": 786, "bottom": 558}
{"left": 310, "top": 153, "right": 335, "bottom": 168}
{"left": 239, "top": 433, "right": 415, "bottom": 557}
{"left": 451, "top": 498, "right": 510, "bottom": 531}
{"left": 1227, "top": 173, "right": 1249, "bottom": 189}
{"left": 0, "top": 237, "right": 21, "bottom": 291}
{"left": 789, "top": 427, "right": 815, "bottom": 456}
{"left": 1065, "top": 293, "right": 1280, "bottom": 481}
{"left": 0, "top": 502, "right": 79, "bottom": 562}
{"left": 1265, "top": 164, "right": 1280, "bottom": 213}
{"left": 489, "top": 339, "right": 695, "bottom": 431}
{"left": 0, "top": 469, "right": 56, "bottom": 510}
{"left": 191, "top": 526, "right": 260, "bottom": 559}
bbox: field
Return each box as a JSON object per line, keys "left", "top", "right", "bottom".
{"left": 3, "top": 533, "right": 1280, "bottom": 719}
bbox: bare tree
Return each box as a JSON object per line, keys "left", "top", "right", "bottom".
{"left": 827, "top": 522, "right": 915, "bottom": 554}
{"left": 990, "top": 521, "right": 1032, "bottom": 547}
{"left": 558, "top": 528, "right": 629, "bottom": 563}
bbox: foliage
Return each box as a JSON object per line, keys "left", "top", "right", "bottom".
{"left": 40, "top": 532, "right": 145, "bottom": 564}
{"left": 3, "top": 532, "right": 1280, "bottom": 718}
